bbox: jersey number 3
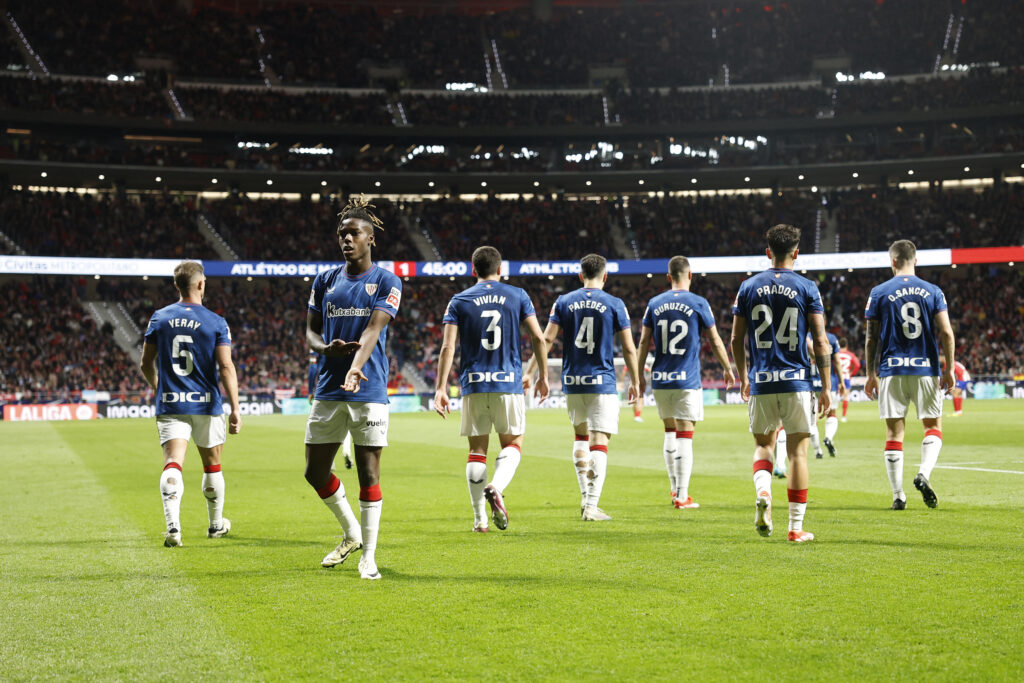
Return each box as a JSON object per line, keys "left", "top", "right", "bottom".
{"left": 481, "top": 310, "right": 502, "bottom": 350}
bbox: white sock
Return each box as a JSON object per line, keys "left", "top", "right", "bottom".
{"left": 662, "top": 430, "right": 677, "bottom": 493}
{"left": 573, "top": 439, "right": 589, "bottom": 500}
{"left": 466, "top": 454, "right": 488, "bottom": 524}
{"left": 788, "top": 502, "right": 807, "bottom": 532}
{"left": 753, "top": 466, "right": 772, "bottom": 498}
{"left": 674, "top": 432, "right": 694, "bottom": 501}
{"left": 359, "top": 498, "right": 382, "bottom": 563}
{"left": 160, "top": 465, "right": 184, "bottom": 532}
{"left": 491, "top": 445, "right": 521, "bottom": 493}
{"left": 809, "top": 423, "right": 821, "bottom": 454}
{"left": 585, "top": 447, "right": 608, "bottom": 508}
{"left": 884, "top": 442, "right": 904, "bottom": 498}
{"left": 321, "top": 477, "right": 361, "bottom": 542}
{"left": 920, "top": 430, "right": 943, "bottom": 480}
{"left": 201, "top": 468, "right": 225, "bottom": 529}
{"left": 824, "top": 416, "right": 839, "bottom": 442}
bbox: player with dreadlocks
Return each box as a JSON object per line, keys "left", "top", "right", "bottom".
{"left": 302, "top": 195, "right": 402, "bottom": 580}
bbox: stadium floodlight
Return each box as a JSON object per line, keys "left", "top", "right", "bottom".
{"left": 266, "top": 180, "right": 273, "bottom": 186}
{"left": 98, "top": 174, "right": 105, "bottom": 180}
{"left": 428, "top": 181, "right": 435, "bottom": 188}
{"left": 798, "top": 174, "right": 805, "bottom": 180}
{"left": 40, "top": 171, "right": 47, "bottom": 178}
{"left": 964, "top": 166, "right": 971, "bottom": 172}
{"left": 691, "top": 178, "right": 697, "bottom": 184}
{"left": 638, "top": 179, "right": 645, "bottom": 185}
{"left": 533, "top": 181, "right": 540, "bottom": 187}
{"left": 908, "top": 170, "right": 914, "bottom": 175}
{"left": 321, "top": 180, "right": 327, "bottom": 187}
{"left": 155, "top": 176, "right": 161, "bottom": 182}
{"left": 481, "top": 181, "right": 487, "bottom": 187}
{"left": 852, "top": 172, "right": 859, "bottom": 178}
{"left": 374, "top": 181, "right": 381, "bottom": 187}
{"left": 744, "top": 177, "right": 750, "bottom": 182}
{"left": 94, "top": 274, "right": 100, "bottom": 279}
{"left": 586, "top": 180, "right": 592, "bottom": 186}
{"left": 811, "top": 186, "right": 818, "bottom": 192}
{"left": 211, "top": 178, "right": 218, "bottom": 184}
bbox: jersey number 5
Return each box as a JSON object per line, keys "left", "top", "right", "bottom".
{"left": 752, "top": 305, "right": 799, "bottom": 351}
{"left": 481, "top": 310, "right": 502, "bottom": 350}
{"left": 171, "top": 334, "right": 195, "bottom": 376}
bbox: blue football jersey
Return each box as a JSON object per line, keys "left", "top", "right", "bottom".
{"left": 442, "top": 281, "right": 537, "bottom": 396}
{"left": 550, "top": 288, "right": 631, "bottom": 395}
{"left": 145, "top": 302, "right": 231, "bottom": 416}
{"left": 864, "top": 275, "right": 947, "bottom": 378}
{"left": 732, "top": 268, "right": 824, "bottom": 395}
{"left": 641, "top": 289, "right": 716, "bottom": 390}
{"left": 809, "top": 331, "right": 841, "bottom": 390}
{"left": 308, "top": 263, "right": 401, "bottom": 403}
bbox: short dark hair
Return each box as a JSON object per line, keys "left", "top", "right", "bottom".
{"left": 889, "top": 239, "right": 916, "bottom": 267}
{"left": 839, "top": 337, "right": 848, "bottom": 348}
{"left": 766, "top": 224, "right": 801, "bottom": 259}
{"left": 472, "top": 245, "right": 502, "bottom": 278}
{"left": 338, "top": 194, "right": 384, "bottom": 232}
{"left": 668, "top": 255, "right": 690, "bottom": 281}
{"left": 580, "top": 253, "right": 606, "bottom": 280}
{"left": 173, "top": 260, "right": 204, "bottom": 294}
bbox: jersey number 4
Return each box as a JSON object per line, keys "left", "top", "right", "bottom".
{"left": 752, "top": 305, "right": 799, "bottom": 351}
{"left": 574, "top": 316, "right": 596, "bottom": 354}
{"left": 171, "top": 334, "right": 195, "bottom": 376}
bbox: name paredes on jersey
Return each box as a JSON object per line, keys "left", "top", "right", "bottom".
{"left": 755, "top": 284, "right": 799, "bottom": 299}
{"left": 567, "top": 299, "right": 608, "bottom": 313}
{"left": 652, "top": 302, "right": 695, "bottom": 317}
{"left": 472, "top": 294, "right": 507, "bottom": 307}
{"left": 326, "top": 302, "right": 371, "bottom": 318}
{"left": 886, "top": 287, "right": 932, "bottom": 302}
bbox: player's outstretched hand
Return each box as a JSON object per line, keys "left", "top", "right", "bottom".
{"left": 434, "top": 390, "right": 450, "bottom": 418}
{"left": 343, "top": 368, "right": 368, "bottom": 393}
{"left": 534, "top": 374, "right": 550, "bottom": 404}
{"left": 817, "top": 389, "right": 832, "bottom": 419}
{"left": 628, "top": 381, "right": 640, "bottom": 406}
{"left": 228, "top": 410, "right": 242, "bottom": 434}
{"left": 864, "top": 375, "right": 879, "bottom": 400}
{"left": 941, "top": 368, "right": 955, "bottom": 393}
{"left": 740, "top": 378, "right": 751, "bottom": 402}
{"left": 723, "top": 367, "right": 737, "bottom": 389}
{"left": 323, "top": 339, "right": 361, "bottom": 357}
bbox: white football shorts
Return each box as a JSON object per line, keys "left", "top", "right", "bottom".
{"left": 460, "top": 392, "right": 526, "bottom": 437}
{"left": 157, "top": 414, "right": 226, "bottom": 449}
{"left": 653, "top": 389, "right": 704, "bottom": 422}
{"left": 878, "top": 375, "right": 943, "bottom": 420}
{"left": 567, "top": 393, "right": 620, "bottom": 435}
{"left": 748, "top": 392, "right": 813, "bottom": 435}
{"left": 305, "top": 399, "right": 389, "bottom": 447}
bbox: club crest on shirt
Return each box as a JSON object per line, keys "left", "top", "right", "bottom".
{"left": 365, "top": 283, "right": 378, "bottom": 296}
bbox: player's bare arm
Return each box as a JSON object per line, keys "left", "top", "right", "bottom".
{"left": 306, "top": 310, "right": 361, "bottom": 357}
{"left": 216, "top": 344, "right": 242, "bottom": 434}
{"left": 343, "top": 310, "right": 393, "bottom": 393}
{"left": 707, "top": 323, "right": 736, "bottom": 388}
{"left": 933, "top": 310, "right": 957, "bottom": 391}
{"left": 832, "top": 350, "right": 849, "bottom": 398}
{"left": 618, "top": 327, "right": 641, "bottom": 405}
{"left": 433, "top": 323, "right": 459, "bottom": 417}
{"left": 140, "top": 342, "right": 158, "bottom": 390}
{"left": 523, "top": 314, "right": 550, "bottom": 402}
{"left": 525, "top": 320, "right": 560, "bottom": 386}
{"left": 809, "top": 312, "right": 832, "bottom": 417}
{"left": 864, "top": 319, "right": 880, "bottom": 399}
{"left": 636, "top": 325, "right": 654, "bottom": 395}
{"left": 730, "top": 314, "right": 749, "bottom": 401}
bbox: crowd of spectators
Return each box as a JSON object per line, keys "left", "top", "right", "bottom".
{"left": 0, "top": 76, "right": 171, "bottom": 119}
{"left": 6, "top": 2, "right": 1022, "bottom": 89}
{"left": 0, "top": 189, "right": 218, "bottom": 259}
{"left": 176, "top": 86, "right": 393, "bottom": 126}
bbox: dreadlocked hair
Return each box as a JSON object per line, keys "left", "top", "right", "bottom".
{"left": 338, "top": 194, "right": 384, "bottom": 231}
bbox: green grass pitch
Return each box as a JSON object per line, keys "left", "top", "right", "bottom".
{"left": 2, "top": 401, "right": 1022, "bottom": 680}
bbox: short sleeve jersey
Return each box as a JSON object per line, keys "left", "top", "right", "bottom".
{"left": 864, "top": 275, "right": 947, "bottom": 378}
{"left": 732, "top": 268, "right": 824, "bottom": 395}
{"left": 550, "top": 288, "right": 631, "bottom": 395}
{"left": 145, "top": 302, "right": 231, "bottom": 416}
{"left": 641, "top": 289, "right": 716, "bottom": 390}
{"left": 308, "top": 263, "right": 401, "bottom": 403}
{"left": 809, "top": 332, "right": 841, "bottom": 390}
{"left": 442, "top": 281, "right": 537, "bottom": 396}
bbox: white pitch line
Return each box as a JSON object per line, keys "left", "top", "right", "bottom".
{"left": 934, "top": 465, "right": 1024, "bottom": 475}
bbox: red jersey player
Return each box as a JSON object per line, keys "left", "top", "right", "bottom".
{"left": 836, "top": 338, "right": 861, "bottom": 422}
{"left": 951, "top": 360, "right": 970, "bottom": 416}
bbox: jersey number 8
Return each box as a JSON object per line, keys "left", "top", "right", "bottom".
{"left": 900, "top": 302, "right": 923, "bottom": 339}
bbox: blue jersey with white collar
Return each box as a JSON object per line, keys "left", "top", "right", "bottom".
{"left": 550, "top": 288, "right": 631, "bottom": 395}
{"left": 864, "top": 274, "right": 947, "bottom": 378}
{"left": 641, "top": 289, "right": 716, "bottom": 391}
{"left": 145, "top": 302, "right": 231, "bottom": 416}
{"left": 308, "top": 263, "right": 401, "bottom": 403}
{"left": 442, "top": 281, "right": 537, "bottom": 396}
{"left": 732, "top": 268, "right": 824, "bottom": 395}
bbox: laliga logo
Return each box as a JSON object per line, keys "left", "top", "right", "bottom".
{"left": 467, "top": 371, "right": 515, "bottom": 383}
{"left": 162, "top": 392, "right": 212, "bottom": 403}
{"left": 754, "top": 369, "right": 806, "bottom": 383}
{"left": 887, "top": 357, "right": 931, "bottom": 368}
{"left": 564, "top": 375, "right": 603, "bottom": 386}
{"left": 652, "top": 371, "right": 687, "bottom": 381}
